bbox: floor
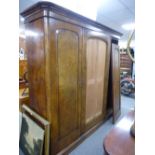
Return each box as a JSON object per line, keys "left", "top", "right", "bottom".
{"left": 19, "top": 95, "right": 134, "bottom": 155}
{"left": 69, "top": 95, "right": 135, "bottom": 155}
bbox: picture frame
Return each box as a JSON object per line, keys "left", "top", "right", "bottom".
{"left": 20, "top": 105, "right": 50, "bottom": 155}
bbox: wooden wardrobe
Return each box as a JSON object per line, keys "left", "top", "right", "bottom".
{"left": 21, "top": 2, "right": 122, "bottom": 154}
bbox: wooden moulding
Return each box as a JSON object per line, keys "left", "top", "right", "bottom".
{"left": 20, "top": 1, "right": 122, "bottom": 38}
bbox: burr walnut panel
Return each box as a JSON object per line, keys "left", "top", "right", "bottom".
{"left": 57, "top": 30, "right": 79, "bottom": 139}
{"left": 47, "top": 19, "right": 83, "bottom": 153}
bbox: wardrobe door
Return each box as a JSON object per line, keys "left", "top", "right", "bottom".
{"left": 82, "top": 30, "right": 110, "bottom": 131}
{"left": 111, "top": 43, "right": 121, "bottom": 123}
{"left": 48, "top": 19, "right": 83, "bottom": 153}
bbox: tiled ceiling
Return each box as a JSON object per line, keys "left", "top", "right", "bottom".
{"left": 19, "top": 0, "right": 135, "bottom": 43}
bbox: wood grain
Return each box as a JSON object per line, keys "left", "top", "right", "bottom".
{"left": 21, "top": 2, "right": 120, "bottom": 154}
{"left": 83, "top": 30, "right": 111, "bottom": 131}
{"left": 26, "top": 18, "right": 48, "bottom": 119}
{"left": 86, "top": 39, "right": 107, "bottom": 123}
{"left": 112, "top": 44, "right": 121, "bottom": 123}
{"left": 47, "top": 19, "right": 83, "bottom": 154}
{"left": 86, "top": 38, "right": 98, "bottom": 124}
{"left": 96, "top": 40, "right": 107, "bottom": 117}
{"left": 104, "top": 110, "right": 135, "bottom": 155}
{"left": 57, "top": 30, "right": 79, "bottom": 139}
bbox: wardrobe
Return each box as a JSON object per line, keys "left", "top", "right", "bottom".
{"left": 21, "top": 2, "right": 122, "bottom": 154}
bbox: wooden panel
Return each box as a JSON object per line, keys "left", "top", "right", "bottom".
{"left": 86, "top": 39, "right": 98, "bottom": 123}
{"left": 82, "top": 30, "right": 110, "bottom": 133}
{"left": 86, "top": 38, "right": 107, "bottom": 124}
{"left": 96, "top": 40, "right": 107, "bottom": 117}
{"left": 47, "top": 19, "right": 82, "bottom": 154}
{"left": 57, "top": 30, "right": 79, "bottom": 139}
{"left": 26, "top": 19, "right": 47, "bottom": 119}
{"left": 112, "top": 44, "right": 121, "bottom": 123}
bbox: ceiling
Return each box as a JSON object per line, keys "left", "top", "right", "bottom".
{"left": 19, "top": 0, "right": 135, "bottom": 47}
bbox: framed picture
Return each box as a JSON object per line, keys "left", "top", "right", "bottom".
{"left": 19, "top": 113, "right": 44, "bottom": 155}
{"left": 20, "top": 105, "right": 50, "bottom": 155}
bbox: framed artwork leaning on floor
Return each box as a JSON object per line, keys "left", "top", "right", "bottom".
{"left": 19, "top": 105, "right": 50, "bottom": 155}
{"left": 19, "top": 113, "right": 44, "bottom": 155}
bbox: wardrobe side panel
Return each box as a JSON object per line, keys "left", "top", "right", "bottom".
{"left": 25, "top": 19, "right": 47, "bottom": 119}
